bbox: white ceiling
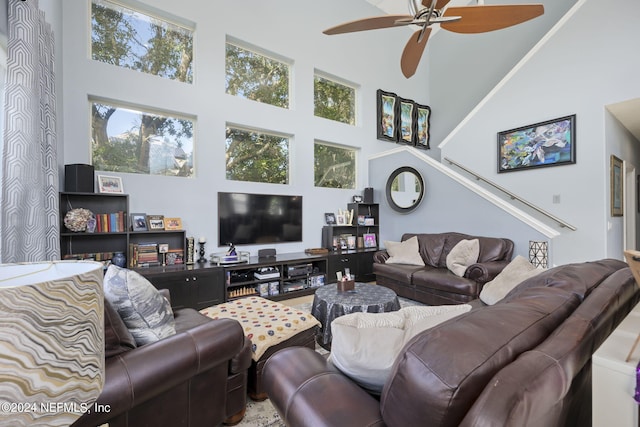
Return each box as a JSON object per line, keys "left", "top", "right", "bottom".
{"left": 366, "top": 0, "right": 640, "bottom": 141}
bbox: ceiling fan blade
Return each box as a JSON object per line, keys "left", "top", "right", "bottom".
{"left": 441, "top": 4, "right": 544, "bottom": 34}
{"left": 422, "top": 0, "right": 451, "bottom": 10}
{"left": 323, "top": 14, "right": 412, "bottom": 35}
{"left": 401, "top": 28, "right": 432, "bottom": 78}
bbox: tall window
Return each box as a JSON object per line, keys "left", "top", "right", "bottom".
{"left": 314, "top": 142, "right": 356, "bottom": 189}
{"left": 225, "top": 39, "right": 290, "bottom": 109}
{"left": 91, "top": 101, "right": 194, "bottom": 177}
{"left": 91, "top": 0, "right": 194, "bottom": 83}
{"left": 226, "top": 126, "right": 290, "bottom": 184}
{"left": 314, "top": 73, "right": 356, "bottom": 125}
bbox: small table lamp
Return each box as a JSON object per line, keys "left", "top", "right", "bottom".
{"left": 0, "top": 261, "right": 105, "bottom": 426}
{"left": 529, "top": 240, "right": 549, "bottom": 269}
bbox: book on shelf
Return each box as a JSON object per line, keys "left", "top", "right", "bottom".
{"left": 95, "top": 210, "right": 126, "bottom": 232}
{"left": 129, "top": 242, "right": 161, "bottom": 267}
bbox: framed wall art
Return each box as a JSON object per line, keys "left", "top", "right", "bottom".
{"left": 415, "top": 103, "right": 431, "bottom": 149}
{"left": 498, "top": 114, "right": 576, "bottom": 173}
{"left": 398, "top": 98, "right": 415, "bottom": 145}
{"left": 376, "top": 89, "right": 398, "bottom": 142}
{"left": 611, "top": 155, "right": 623, "bottom": 217}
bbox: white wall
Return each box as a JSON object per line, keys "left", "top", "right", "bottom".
{"left": 439, "top": 0, "right": 640, "bottom": 266}
{"left": 58, "top": 0, "right": 428, "bottom": 255}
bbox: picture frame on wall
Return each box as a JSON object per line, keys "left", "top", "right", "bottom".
{"left": 376, "top": 89, "right": 398, "bottom": 142}
{"left": 398, "top": 98, "right": 415, "bottom": 145}
{"left": 415, "top": 103, "right": 431, "bottom": 149}
{"left": 611, "top": 155, "right": 623, "bottom": 217}
{"left": 497, "top": 114, "right": 576, "bottom": 173}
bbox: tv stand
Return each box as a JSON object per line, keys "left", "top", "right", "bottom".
{"left": 222, "top": 252, "right": 328, "bottom": 302}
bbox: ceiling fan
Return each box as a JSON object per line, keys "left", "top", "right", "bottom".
{"left": 323, "top": 0, "right": 544, "bottom": 78}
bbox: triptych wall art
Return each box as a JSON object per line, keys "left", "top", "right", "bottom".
{"left": 376, "top": 89, "right": 430, "bottom": 149}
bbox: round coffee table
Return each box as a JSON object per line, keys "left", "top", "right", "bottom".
{"left": 311, "top": 282, "right": 400, "bottom": 349}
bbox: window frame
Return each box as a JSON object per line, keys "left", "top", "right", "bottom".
{"left": 313, "top": 70, "right": 359, "bottom": 126}
{"left": 89, "top": 97, "right": 196, "bottom": 177}
{"left": 225, "top": 123, "right": 292, "bottom": 185}
{"left": 313, "top": 140, "right": 358, "bottom": 190}
{"left": 90, "top": 0, "right": 196, "bottom": 83}
{"left": 225, "top": 36, "right": 293, "bottom": 110}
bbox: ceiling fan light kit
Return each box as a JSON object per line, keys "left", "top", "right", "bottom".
{"left": 322, "top": 0, "right": 544, "bottom": 78}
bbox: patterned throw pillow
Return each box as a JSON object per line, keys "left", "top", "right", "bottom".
{"left": 103, "top": 265, "right": 176, "bottom": 345}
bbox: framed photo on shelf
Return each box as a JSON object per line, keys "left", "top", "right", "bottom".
{"left": 97, "top": 175, "right": 124, "bottom": 193}
{"left": 498, "top": 114, "right": 576, "bottom": 173}
{"left": 336, "top": 214, "right": 346, "bottom": 225}
{"left": 611, "top": 155, "right": 623, "bottom": 217}
{"left": 130, "top": 213, "right": 147, "bottom": 231}
{"left": 376, "top": 89, "right": 398, "bottom": 142}
{"left": 325, "top": 212, "right": 336, "bottom": 225}
{"left": 415, "top": 103, "right": 431, "bottom": 149}
{"left": 363, "top": 233, "right": 377, "bottom": 248}
{"left": 146, "top": 215, "right": 165, "bottom": 230}
{"left": 398, "top": 98, "right": 415, "bottom": 145}
{"left": 164, "top": 217, "right": 183, "bottom": 230}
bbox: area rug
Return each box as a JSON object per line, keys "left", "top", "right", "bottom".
{"left": 235, "top": 296, "right": 421, "bottom": 427}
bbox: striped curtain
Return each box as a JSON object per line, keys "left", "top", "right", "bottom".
{"left": 0, "top": 0, "right": 59, "bottom": 263}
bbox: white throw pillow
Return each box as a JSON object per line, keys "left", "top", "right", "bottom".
{"left": 446, "top": 239, "right": 480, "bottom": 277}
{"left": 330, "top": 311, "right": 406, "bottom": 394}
{"left": 479, "top": 255, "right": 543, "bottom": 305}
{"left": 103, "top": 265, "right": 176, "bottom": 345}
{"left": 329, "top": 304, "right": 471, "bottom": 394}
{"left": 384, "top": 236, "right": 425, "bottom": 266}
{"left": 402, "top": 304, "right": 472, "bottom": 339}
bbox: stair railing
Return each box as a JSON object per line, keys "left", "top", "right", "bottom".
{"left": 444, "top": 157, "right": 577, "bottom": 231}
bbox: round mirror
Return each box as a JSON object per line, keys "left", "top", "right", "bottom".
{"left": 386, "top": 166, "right": 425, "bottom": 213}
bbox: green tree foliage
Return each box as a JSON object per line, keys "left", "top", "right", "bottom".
{"left": 90, "top": 0, "right": 194, "bottom": 176}
{"left": 225, "top": 43, "right": 289, "bottom": 108}
{"left": 226, "top": 127, "right": 289, "bottom": 184}
{"left": 314, "top": 76, "right": 356, "bottom": 125}
{"left": 314, "top": 143, "right": 356, "bottom": 189}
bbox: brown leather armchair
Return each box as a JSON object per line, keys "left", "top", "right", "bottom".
{"left": 72, "top": 292, "right": 252, "bottom": 427}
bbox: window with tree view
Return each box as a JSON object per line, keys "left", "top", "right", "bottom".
{"left": 226, "top": 126, "right": 290, "bottom": 184}
{"left": 225, "top": 41, "right": 290, "bottom": 109}
{"left": 314, "top": 142, "right": 356, "bottom": 189}
{"left": 91, "top": 0, "right": 193, "bottom": 83}
{"left": 314, "top": 74, "right": 356, "bottom": 125}
{"left": 91, "top": 102, "right": 194, "bottom": 177}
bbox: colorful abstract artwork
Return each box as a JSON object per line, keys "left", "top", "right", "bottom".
{"left": 498, "top": 115, "right": 576, "bottom": 173}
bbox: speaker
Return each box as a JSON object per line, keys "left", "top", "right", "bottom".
{"left": 65, "top": 164, "right": 95, "bottom": 193}
{"left": 363, "top": 187, "right": 374, "bottom": 204}
{"left": 258, "top": 248, "right": 276, "bottom": 259}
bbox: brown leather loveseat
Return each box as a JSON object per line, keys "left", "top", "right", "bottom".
{"left": 72, "top": 291, "right": 252, "bottom": 427}
{"left": 264, "top": 259, "right": 640, "bottom": 427}
{"left": 374, "top": 232, "right": 514, "bottom": 305}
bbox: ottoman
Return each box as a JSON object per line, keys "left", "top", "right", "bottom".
{"left": 201, "top": 296, "right": 320, "bottom": 400}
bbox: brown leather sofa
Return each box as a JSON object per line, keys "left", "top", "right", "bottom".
{"left": 264, "top": 259, "right": 640, "bottom": 427}
{"left": 72, "top": 291, "right": 252, "bottom": 427}
{"left": 373, "top": 232, "right": 514, "bottom": 305}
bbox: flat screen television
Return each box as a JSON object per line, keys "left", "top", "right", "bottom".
{"left": 218, "top": 192, "right": 303, "bottom": 246}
